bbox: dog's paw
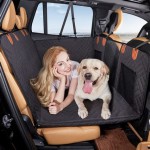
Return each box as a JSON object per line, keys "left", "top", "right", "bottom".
{"left": 101, "top": 109, "right": 111, "bottom": 120}
{"left": 78, "top": 107, "right": 88, "bottom": 119}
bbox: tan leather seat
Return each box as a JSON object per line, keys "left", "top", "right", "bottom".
{"left": 0, "top": 1, "right": 100, "bottom": 145}
{"left": 136, "top": 132, "right": 150, "bottom": 150}
{"left": 136, "top": 141, "right": 150, "bottom": 150}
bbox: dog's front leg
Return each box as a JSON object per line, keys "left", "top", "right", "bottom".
{"left": 75, "top": 96, "right": 88, "bottom": 119}
{"left": 101, "top": 96, "right": 111, "bottom": 120}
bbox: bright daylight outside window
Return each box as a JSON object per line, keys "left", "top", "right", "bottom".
{"left": 32, "top": 3, "right": 44, "bottom": 33}
{"left": 114, "top": 13, "right": 147, "bottom": 43}
{"left": 32, "top": 3, "right": 93, "bottom": 37}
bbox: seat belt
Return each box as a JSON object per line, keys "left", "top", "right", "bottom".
{"left": 59, "top": 2, "right": 72, "bottom": 37}
{"left": 71, "top": 3, "right": 76, "bottom": 37}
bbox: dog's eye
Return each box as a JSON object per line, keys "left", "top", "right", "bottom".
{"left": 94, "top": 67, "right": 98, "bottom": 70}
{"left": 83, "top": 66, "right": 87, "bottom": 69}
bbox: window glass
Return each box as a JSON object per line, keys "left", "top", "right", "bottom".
{"left": 47, "top": 3, "right": 69, "bottom": 35}
{"left": 114, "top": 13, "right": 147, "bottom": 43}
{"left": 32, "top": 3, "right": 93, "bottom": 37}
{"left": 74, "top": 5, "right": 93, "bottom": 36}
{"left": 32, "top": 3, "right": 44, "bottom": 33}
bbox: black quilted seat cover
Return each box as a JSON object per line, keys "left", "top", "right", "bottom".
{"left": 94, "top": 35, "right": 107, "bottom": 60}
{"left": 1, "top": 30, "right": 149, "bottom": 127}
{"left": 38, "top": 87, "right": 139, "bottom": 127}
{"left": 115, "top": 45, "right": 150, "bottom": 115}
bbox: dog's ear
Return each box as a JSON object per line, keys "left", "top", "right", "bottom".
{"left": 101, "top": 63, "right": 109, "bottom": 75}
{"left": 77, "top": 64, "right": 81, "bottom": 74}
{"left": 77, "top": 60, "right": 85, "bottom": 74}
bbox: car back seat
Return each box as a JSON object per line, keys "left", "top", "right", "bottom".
{"left": 94, "top": 8, "right": 150, "bottom": 122}
{"left": 127, "top": 21, "right": 150, "bottom": 149}
{"left": 0, "top": 2, "right": 102, "bottom": 128}
{"left": 114, "top": 43, "right": 149, "bottom": 115}
{"left": 0, "top": 1, "right": 100, "bottom": 145}
{"left": 94, "top": 8, "right": 123, "bottom": 86}
{"left": 119, "top": 20, "right": 150, "bottom": 116}
{"left": 1, "top": 0, "right": 149, "bottom": 137}
{"left": 127, "top": 22, "right": 150, "bottom": 110}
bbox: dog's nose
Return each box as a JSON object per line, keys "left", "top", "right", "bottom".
{"left": 84, "top": 73, "right": 92, "bottom": 80}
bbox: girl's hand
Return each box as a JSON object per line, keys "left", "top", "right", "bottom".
{"left": 53, "top": 67, "right": 65, "bottom": 81}
{"left": 48, "top": 102, "right": 63, "bottom": 114}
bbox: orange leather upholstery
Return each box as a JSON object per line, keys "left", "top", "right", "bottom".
{"left": 137, "top": 141, "right": 150, "bottom": 150}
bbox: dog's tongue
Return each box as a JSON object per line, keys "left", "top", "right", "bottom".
{"left": 83, "top": 80, "right": 93, "bottom": 94}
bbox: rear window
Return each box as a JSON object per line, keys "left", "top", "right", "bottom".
{"left": 32, "top": 2, "right": 93, "bottom": 37}
{"left": 114, "top": 13, "right": 147, "bottom": 43}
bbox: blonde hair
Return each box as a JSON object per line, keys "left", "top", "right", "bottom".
{"left": 30, "top": 46, "right": 67, "bottom": 107}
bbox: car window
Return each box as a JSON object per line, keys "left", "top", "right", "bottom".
{"left": 47, "top": 3, "right": 68, "bottom": 35}
{"left": 32, "top": 3, "right": 44, "bottom": 33}
{"left": 73, "top": 5, "right": 93, "bottom": 36}
{"left": 114, "top": 13, "right": 147, "bottom": 43}
{"left": 32, "top": 3, "right": 93, "bottom": 37}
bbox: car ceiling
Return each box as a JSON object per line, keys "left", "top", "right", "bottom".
{"left": 16, "top": 0, "right": 150, "bottom": 21}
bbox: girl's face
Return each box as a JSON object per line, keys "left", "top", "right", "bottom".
{"left": 54, "top": 51, "right": 72, "bottom": 76}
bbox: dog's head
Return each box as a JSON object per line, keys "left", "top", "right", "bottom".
{"left": 78, "top": 59, "right": 109, "bottom": 94}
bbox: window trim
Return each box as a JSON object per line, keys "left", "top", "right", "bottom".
{"left": 31, "top": 2, "right": 93, "bottom": 37}
{"left": 43, "top": 2, "right": 48, "bottom": 34}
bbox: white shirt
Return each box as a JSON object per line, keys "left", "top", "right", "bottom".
{"left": 51, "top": 60, "right": 79, "bottom": 92}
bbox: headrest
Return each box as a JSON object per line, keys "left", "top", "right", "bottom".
{"left": 2, "top": 1, "right": 16, "bottom": 31}
{"left": 104, "top": 12, "right": 118, "bottom": 34}
{"left": 137, "top": 21, "right": 150, "bottom": 39}
{"left": 96, "top": 8, "right": 123, "bottom": 35}
{"left": 16, "top": 7, "right": 27, "bottom": 29}
{"left": 105, "top": 8, "right": 123, "bottom": 34}
{"left": 113, "top": 9, "right": 123, "bottom": 32}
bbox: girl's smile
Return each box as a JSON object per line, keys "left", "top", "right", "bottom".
{"left": 54, "top": 51, "right": 72, "bottom": 76}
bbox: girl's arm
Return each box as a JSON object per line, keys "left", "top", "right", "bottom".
{"left": 53, "top": 76, "right": 66, "bottom": 103}
{"left": 52, "top": 67, "right": 66, "bottom": 103}
{"left": 48, "top": 77, "right": 78, "bottom": 114}
{"left": 48, "top": 77, "right": 66, "bottom": 114}
{"left": 50, "top": 91, "right": 55, "bottom": 103}
{"left": 59, "top": 77, "right": 78, "bottom": 110}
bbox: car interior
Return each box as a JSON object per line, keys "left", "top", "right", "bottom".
{"left": 0, "top": 0, "right": 150, "bottom": 150}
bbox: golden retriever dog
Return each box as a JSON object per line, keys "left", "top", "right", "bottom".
{"left": 74, "top": 59, "right": 112, "bottom": 120}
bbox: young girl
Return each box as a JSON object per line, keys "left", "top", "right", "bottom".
{"left": 30, "top": 46, "right": 79, "bottom": 114}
